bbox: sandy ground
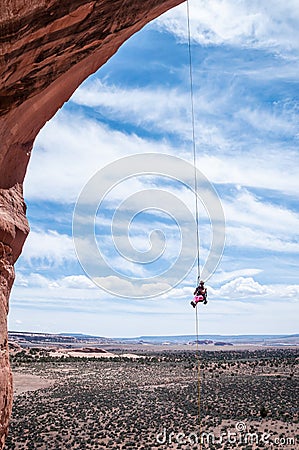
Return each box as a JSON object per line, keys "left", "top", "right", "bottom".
{"left": 49, "top": 349, "right": 143, "bottom": 359}
{"left": 13, "top": 373, "right": 54, "bottom": 396}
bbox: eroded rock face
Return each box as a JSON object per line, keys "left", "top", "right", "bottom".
{"left": 0, "top": 185, "right": 29, "bottom": 446}
{"left": 0, "top": 243, "right": 14, "bottom": 450}
{"left": 0, "top": 0, "right": 184, "bottom": 445}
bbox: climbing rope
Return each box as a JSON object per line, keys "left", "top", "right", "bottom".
{"left": 186, "top": 0, "right": 202, "bottom": 446}
{"left": 195, "top": 306, "right": 202, "bottom": 447}
{"left": 186, "top": 0, "right": 201, "bottom": 281}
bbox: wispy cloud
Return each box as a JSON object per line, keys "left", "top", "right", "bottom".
{"left": 71, "top": 80, "right": 191, "bottom": 135}
{"left": 25, "top": 111, "right": 174, "bottom": 203}
{"left": 156, "top": 0, "right": 299, "bottom": 54}
{"left": 20, "top": 230, "right": 76, "bottom": 268}
{"left": 223, "top": 189, "right": 299, "bottom": 235}
{"left": 27, "top": 107, "right": 299, "bottom": 209}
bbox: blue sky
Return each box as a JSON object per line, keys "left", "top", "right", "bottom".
{"left": 8, "top": 0, "right": 299, "bottom": 337}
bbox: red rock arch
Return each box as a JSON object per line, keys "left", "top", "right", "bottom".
{"left": 0, "top": 0, "right": 184, "bottom": 445}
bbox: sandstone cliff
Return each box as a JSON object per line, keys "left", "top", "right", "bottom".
{"left": 0, "top": 0, "right": 184, "bottom": 446}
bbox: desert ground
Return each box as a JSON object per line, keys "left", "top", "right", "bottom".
{"left": 5, "top": 346, "right": 299, "bottom": 449}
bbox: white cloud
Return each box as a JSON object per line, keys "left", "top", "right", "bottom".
{"left": 70, "top": 80, "right": 299, "bottom": 197}
{"left": 12, "top": 270, "right": 299, "bottom": 305}
{"left": 93, "top": 275, "right": 172, "bottom": 298}
{"left": 210, "top": 276, "right": 299, "bottom": 300}
{"left": 58, "top": 275, "right": 96, "bottom": 289}
{"left": 28, "top": 112, "right": 299, "bottom": 204}
{"left": 226, "top": 226, "right": 299, "bottom": 253}
{"left": 15, "top": 272, "right": 58, "bottom": 288}
{"left": 20, "top": 230, "right": 76, "bottom": 267}
{"left": 24, "top": 70, "right": 299, "bottom": 208}
{"left": 73, "top": 77, "right": 298, "bottom": 153}
{"left": 71, "top": 78, "right": 231, "bottom": 147}
{"left": 25, "top": 111, "right": 173, "bottom": 203}
{"left": 156, "top": 0, "right": 299, "bottom": 54}
{"left": 234, "top": 190, "right": 299, "bottom": 228}
{"left": 71, "top": 80, "right": 192, "bottom": 134}
{"left": 210, "top": 276, "right": 273, "bottom": 298}
{"left": 238, "top": 106, "right": 298, "bottom": 136}
{"left": 211, "top": 268, "right": 263, "bottom": 284}
{"left": 284, "top": 285, "right": 299, "bottom": 298}
{"left": 223, "top": 189, "right": 299, "bottom": 235}
{"left": 197, "top": 152, "right": 299, "bottom": 197}
{"left": 14, "top": 272, "right": 96, "bottom": 290}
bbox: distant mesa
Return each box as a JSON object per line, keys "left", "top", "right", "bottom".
{"left": 8, "top": 331, "right": 113, "bottom": 347}
{"left": 188, "top": 340, "right": 233, "bottom": 346}
{"left": 214, "top": 341, "right": 233, "bottom": 346}
{"left": 189, "top": 339, "right": 214, "bottom": 345}
{"left": 71, "top": 347, "right": 108, "bottom": 354}
{"left": 8, "top": 332, "right": 299, "bottom": 350}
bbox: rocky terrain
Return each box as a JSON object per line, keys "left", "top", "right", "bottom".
{"left": 4, "top": 347, "right": 299, "bottom": 449}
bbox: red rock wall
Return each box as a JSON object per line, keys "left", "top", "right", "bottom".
{"left": 0, "top": 0, "right": 184, "bottom": 445}
{"left": 0, "top": 184, "right": 29, "bottom": 448}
